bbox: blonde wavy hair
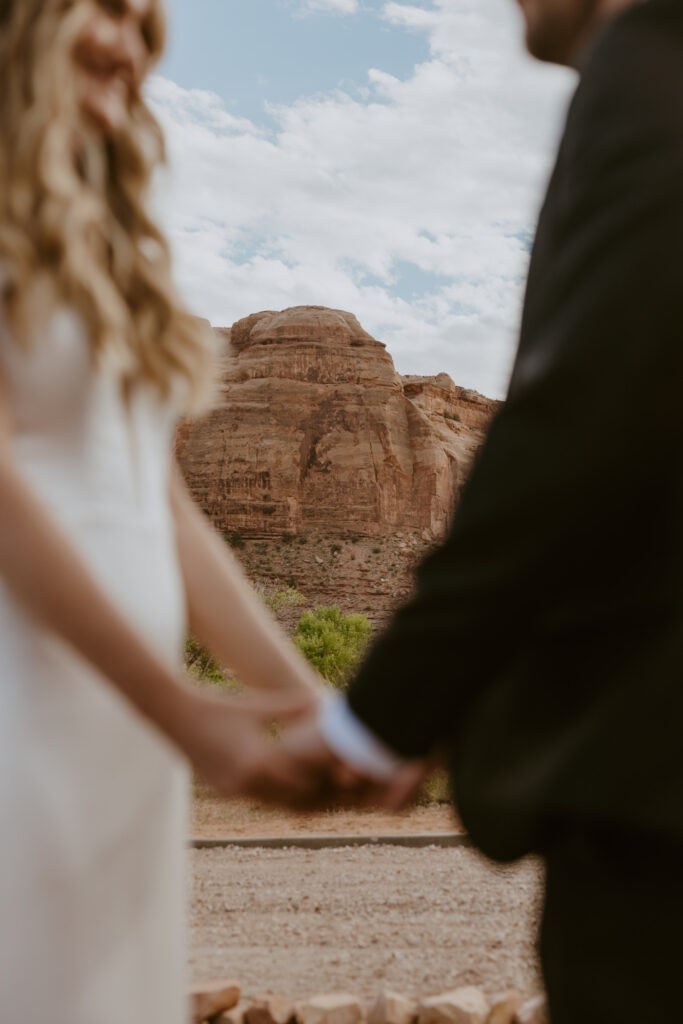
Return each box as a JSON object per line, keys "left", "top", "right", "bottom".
{"left": 0, "top": 0, "right": 216, "bottom": 411}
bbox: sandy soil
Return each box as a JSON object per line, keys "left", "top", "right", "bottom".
{"left": 191, "top": 777, "right": 463, "bottom": 839}
{"left": 189, "top": 845, "right": 544, "bottom": 1002}
{"left": 191, "top": 792, "right": 463, "bottom": 840}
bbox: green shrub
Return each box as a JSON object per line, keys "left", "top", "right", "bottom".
{"left": 184, "top": 636, "right": 239, "bottom": 692}
{"left": 418, "top": 768, "right": 452, "bottom": 805}
{"left": 294, "top": 606, "right": 372, "bottom": 689}
{"left": 260, "top": 586, "right": 307, "bottom": 616}
{"left": 372, "top": 547, "right": 381, "bottom": 555}
{"left": 227, "top": 531, "right": 245, "bottom": 550}
{"left": 282, "top": 531, "right": 295, "bottom": 544}
{"left": 330, "top": 543, "right": 342, "bottom": 555}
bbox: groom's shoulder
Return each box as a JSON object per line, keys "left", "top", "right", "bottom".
{"left": 563, "top": 0, "right": 683, "bottom": 166}
{"left": 586, "top": 0, "right": 683, "bottom": 67}
{"left": 580, "top": 0, "right": 683, "bottom": 108}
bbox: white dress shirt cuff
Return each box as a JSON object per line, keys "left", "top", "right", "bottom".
{"left": 317, "top": 693, "right": 406, "bottom": 781}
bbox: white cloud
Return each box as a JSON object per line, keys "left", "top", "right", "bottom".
{"left": 300, "top": 0, "right": 359, "bottom": 12}
{"left": 148, "top": 0, "right": 575, "bottom": 398}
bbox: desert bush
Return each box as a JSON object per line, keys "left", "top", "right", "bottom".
{"left": 418, "top": 768, "right": 452, "bottom": 805}
{"left": 294, "top": 606, "right": 372, "bottom": 689}
{"left": 261, "top": 586, "right": 307, "bottom": 616}
{"left": 184, "top": 636, "right": 240, "bottom": 692}
{"left": 186, "top": 589, "right": 309, "bottom": 689}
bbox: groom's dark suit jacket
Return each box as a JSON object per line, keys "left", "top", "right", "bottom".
{"left": 347, "top": 0, "right": 683, "bottom": 861}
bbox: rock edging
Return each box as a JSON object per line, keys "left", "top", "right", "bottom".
{"left": 191, "top": 985, "right": 548, "bottom": 1024}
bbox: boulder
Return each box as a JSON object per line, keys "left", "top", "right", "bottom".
{"left": 418, "top": 987, "right": 489, "bottom": 1024}
{"left": 246, "top": 997, "right": 297, "bottom": 1024}
{"left": 296, "top": 992, "right": 366, "bottom": 1024}
{"left": 486, "top": 991, "right": 523, "bottom": 1024}
{"left": 369, "top": 991, "right": 418, "bottom": 1024}
{"left": 513, "top": 996, "right": 548, "bottom": 1024}
{"left": 215, "top": 1006, "right": 246, "bottom": 1024}
{"left": 190, "top": 979, "right": 241, "bottom": 1024}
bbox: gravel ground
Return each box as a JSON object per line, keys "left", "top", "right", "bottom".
{"left": 189, "top": 846, "right": 545, "bottom": 1002}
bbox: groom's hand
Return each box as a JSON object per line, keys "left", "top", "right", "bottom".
{"left": 243, "top": 712, "right": 428, "bottom": 811}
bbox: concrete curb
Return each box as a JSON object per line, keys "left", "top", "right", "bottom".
{"left": 190, "top": 833, "right": 472, "bottom": 851}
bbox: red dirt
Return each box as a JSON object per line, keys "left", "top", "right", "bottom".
{"left": 191, "top": 780, "right": 463, "bottom": 839}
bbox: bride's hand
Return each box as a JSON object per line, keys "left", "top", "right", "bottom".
{"left": 171, "top": 686, "right": 325, "bottom": 800}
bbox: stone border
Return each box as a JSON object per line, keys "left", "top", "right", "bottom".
{"left": 190, "top": 833, "right": 473, "bottom": 851}
{"left": 191, "top": 985, "right": 548, "bottom": 1024}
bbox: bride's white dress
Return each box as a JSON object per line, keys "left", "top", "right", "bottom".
{"left": 0, "top": 302, "right": 190, "bottom": 1023}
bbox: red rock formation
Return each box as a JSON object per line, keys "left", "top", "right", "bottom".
{"left": 176, "top": 306, "right": 499, "bottom": 540}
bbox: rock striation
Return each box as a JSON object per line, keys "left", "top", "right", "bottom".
{"left": 176, "top": 307, "right": 499, "bottom": 541}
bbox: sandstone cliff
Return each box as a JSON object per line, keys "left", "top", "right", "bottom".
{"left": 176, "top": 306, "right": 499, "bottom": 542}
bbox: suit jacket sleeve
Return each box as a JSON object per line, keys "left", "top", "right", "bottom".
{"left": 346, "top": 4, "right": 683, "bottom": 758}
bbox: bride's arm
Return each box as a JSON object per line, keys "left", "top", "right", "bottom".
{"left": 169, "top": 463, "right": 322, "bottom": 701}
{"left": 0, "top": 376, "right": 306, "bottom": 794}
{"left": 0, "top": 390, "right": 185, "bottom": 730}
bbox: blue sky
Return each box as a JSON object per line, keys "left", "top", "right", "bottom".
{"left": 151, "top": 0, "right": 575, "bottom": 398}
{"left": 160, "top": 0, "right": 430, "bottom": 127}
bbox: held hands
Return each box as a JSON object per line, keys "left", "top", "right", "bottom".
{"left": 272, "top": 712, "right": 428, "bottom": 811}
{"left": 179, "top": 685, "right": 426, "bottom": 811}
